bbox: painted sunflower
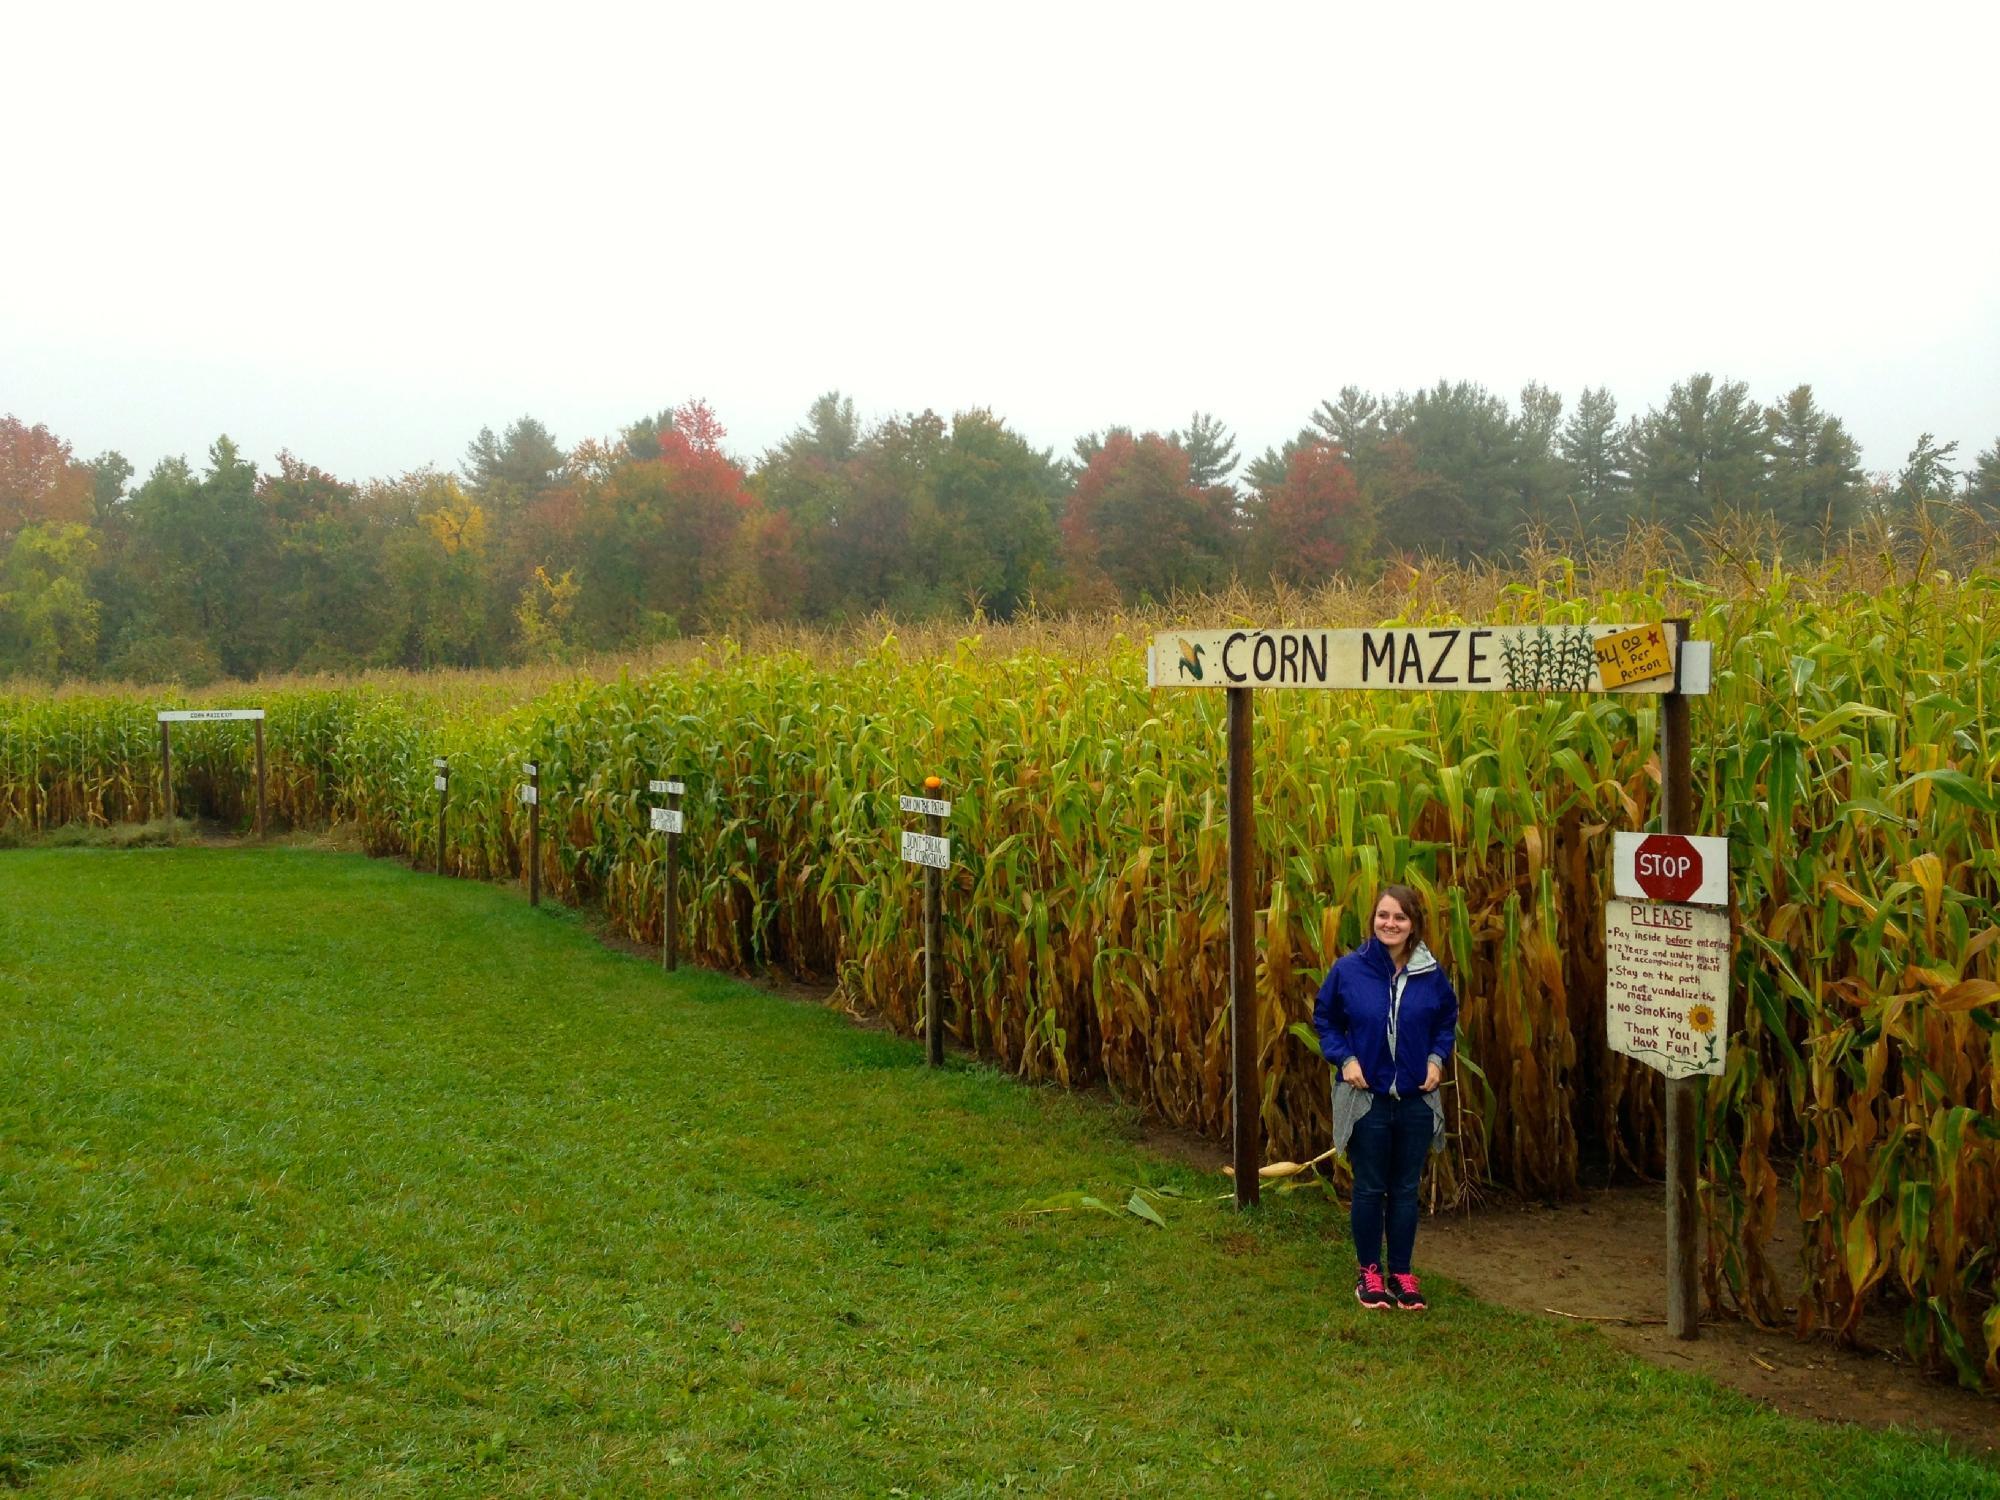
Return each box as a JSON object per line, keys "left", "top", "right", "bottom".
{"left": 1687, "top": 1003, "right": 1717, "bottom": 1035}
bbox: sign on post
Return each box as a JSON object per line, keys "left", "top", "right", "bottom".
{"left": 1614, "top": 832, "right": 1728, "bottom": 907}
{"left": 900, "top": 830, "right": 951, "bottom": 868}
{"left": 900, "top": 782, "right": 952, "bottom": 1067}
{"left": 522, "top": 761, "right": 541, "bottom": 907}
{"left": 433, "top": 757, "right": 449, "bottom": 876}
{"left": 1146, "top": 623, "right": 1699, "bottom": 695}
{"left": 1605, "top": 901, "right": 1731, "bottom": 1079}
{"left": 158, "top": 709, "right": 266, "bottom": 722}
{"left": 649, "top": 774, "right": 686, "bottom": 970}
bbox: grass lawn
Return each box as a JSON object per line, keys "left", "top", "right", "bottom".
{"left": 1, "top": 847, "right": 1992, "bottom": 1497}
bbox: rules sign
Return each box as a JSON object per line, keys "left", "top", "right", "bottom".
{"left": 1605, "top": 900, "right": 1731, "bottom": 1079}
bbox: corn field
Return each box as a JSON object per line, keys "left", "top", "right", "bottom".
{"left": 3, "top": 549, "right": 1997, "bottom": 1393}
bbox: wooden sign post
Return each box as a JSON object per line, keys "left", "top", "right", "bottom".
{"left": 1653, "top": 622, "right": 1712, "bottom": 1340}
{"left": 1148, "top": 622, "right": 1710, "bottom": 1213}
{"left": 899, "top": 783, "right": 952, "bottom": 1068}
{"left": 156, "top": 709, "right": 268, "bottom": 840}
{"left": 433, "top": 758, "right": 449, "bottom": 876}
{"left": 521, "top": 761, "right": 541, "bottom": 907}
{"left": 649, "top": 778, "right": 686, "bottom": 971}
{"left": 159, "top": 719, "right": 173, "bottom": 832}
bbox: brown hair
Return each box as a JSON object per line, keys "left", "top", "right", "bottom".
{"left": 1372, "top": 883, "right": 1428, "bottom": 950}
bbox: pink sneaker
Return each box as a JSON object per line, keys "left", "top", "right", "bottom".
{"left": 1389, "top": 1271, "right": 1427, "bottom": 1311}
{"left": 1355, "top": 1264, "right": 1392, "bottom": 1310}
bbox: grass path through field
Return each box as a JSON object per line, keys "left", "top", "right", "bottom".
{"left": 0, "top": 848, "right": 1992, "bottom": 1496}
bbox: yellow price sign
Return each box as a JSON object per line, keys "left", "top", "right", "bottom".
{"left": 1594, "top": 624, "right": 1674, "bottom": 689}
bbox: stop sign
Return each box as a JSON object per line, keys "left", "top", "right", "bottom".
{"left": 1633, "top": 834, "right": 1703, "bottom": 903}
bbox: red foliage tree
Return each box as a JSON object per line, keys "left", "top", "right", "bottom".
{"left": 0, "top": 417, "right": 92, "bottom": 542}
{"left": 1252, "top": 439, "right": 1373, "bottom": 584}
{"left": 573, "top": 399, "right": 758, "bottom": 640}
{"left": 1061, "top": 431, "right": 1232, "bottom": 601}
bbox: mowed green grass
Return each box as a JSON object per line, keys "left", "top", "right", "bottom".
{"left": 0, "top": 850, "right": 1991, "bottom": 1498}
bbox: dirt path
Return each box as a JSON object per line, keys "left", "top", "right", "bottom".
{"left": 1420, "top": 1185, "right": 1998, "bottom": 1458}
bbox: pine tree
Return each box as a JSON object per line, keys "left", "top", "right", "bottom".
{"left": 1173, "top": 412, "right": 1239, "bottom": 490}
{"left": 1895, "top": 433, "right": 1960, "bottom": 509}
{"left": 1965, "top": 439, "right": 2000, "bottom": 524}
{"left": 1309, "top": 387, "right": 1383, "bottom": 460}
{"left": 1761, "top": 385, "right": 1864, "bottom": 539}
{"left": 462, "top": 417, "right": 566, "bottom": 509}
{"left": 1558, "top": 386, "right": 1627, "bottom": 532}
{"left": 1626, "top": 374, "right": 1765, "bottom": 534}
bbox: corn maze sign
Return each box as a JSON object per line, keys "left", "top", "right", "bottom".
{"left": 1147, "top": 623, "right": 1687, "bottom": 694}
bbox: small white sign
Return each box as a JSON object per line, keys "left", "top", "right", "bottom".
{"left": 519, "top": 784, "right": 537, "bottom": 806}
{"left": 158, "top": 708, "right": 265, "bottom": 722}
{"left": 522, "top": 761, "right": 538, "bottom": 777}
{"left": 648, "top": 779, "right": 685, "bottom": 796}
{"left": 434, "top": 775, "right": 448, "bottom": 792}
{"left": 1678, "top": 640, "right": 1714, "bottom": 696}
{"left": 1605, "top": 900, "right": 1731, "bottom": 1079}
{"left": 650, "top": 806, "right": 684, "bottom": 834}
{"left": 900, "top": 831, "right": 951, "bottom": 869}
{"left": 898, "top": 795, "right": 952, "bottom": 818}
{"left": 1612, "top": 832, "right": 1730, "bottom": 907}
{"left": 433, "top": 757, "right": 448, "bottom": 770}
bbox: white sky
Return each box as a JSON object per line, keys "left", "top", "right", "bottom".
{"left": 5, "top": 1, "right": 1996, "bottom": 487}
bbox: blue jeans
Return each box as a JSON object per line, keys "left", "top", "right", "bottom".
{"left": 1348, "top": 1092, "right": 1430, "bottom": 1273}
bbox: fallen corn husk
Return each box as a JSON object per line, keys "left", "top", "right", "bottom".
{"left": 1222, "top": 1145, "right": 1338, "bottom": 1179}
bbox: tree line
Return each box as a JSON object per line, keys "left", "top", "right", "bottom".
{"left": 2, "top": 378, "right": 1996, "bottom": 681}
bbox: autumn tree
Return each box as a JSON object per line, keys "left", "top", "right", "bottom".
{"left": 0, "top": 416, "right": 93, "bottom": 542}
{"left": 514, "top": 565, "right": 581, "bottom": 662}
{"left": 1243, "top": 440, "right": 1300, "bottom": 498}
{"left": 1061, "top": 431, "right": 1231, "bottom": 601}
{"left": 1246, "top": 440, "right": 1372, "bottom": 585}
{"left": 573, "top": 399, "right": 751, "bottom": 643}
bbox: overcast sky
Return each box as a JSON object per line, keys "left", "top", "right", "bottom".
{"left": 6, "top": 1, "right": 1996, "bottom": 489}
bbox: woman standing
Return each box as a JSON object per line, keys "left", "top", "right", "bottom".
{"left": 1313, "top": 884, "right": 1459, "bottom": 1311}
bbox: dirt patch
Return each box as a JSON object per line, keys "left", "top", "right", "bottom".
{"left": 1420, "top": 1185, "right": 1998, "bottom": 1458}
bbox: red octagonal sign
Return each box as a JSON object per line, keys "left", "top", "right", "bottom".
{"left": 1633, "top": 834, "right": 1703, "bottom": 903}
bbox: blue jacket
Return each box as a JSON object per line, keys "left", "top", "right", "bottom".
{"left": 1313, "top": 937, "right": 1458, "bottom": 1098}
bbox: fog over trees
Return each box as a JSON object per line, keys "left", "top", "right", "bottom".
{"left": 3, "top": 379, "right": 1995, "bottom": 682}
